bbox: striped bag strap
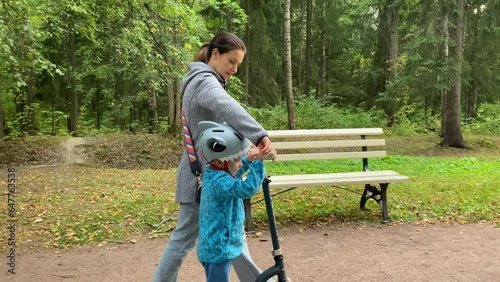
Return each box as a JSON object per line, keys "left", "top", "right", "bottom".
{"left": 181, "top": 108, "right": 202, "bottom": 203}
{"left": 181, "top": 108, "right": 198, "bottom": 164}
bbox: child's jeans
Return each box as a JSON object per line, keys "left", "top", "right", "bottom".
{"left": 152, "top": 203, "right": 268, "bottom": 282}
{"left": 201, "top": 260, "right": 232, "bottom": 282}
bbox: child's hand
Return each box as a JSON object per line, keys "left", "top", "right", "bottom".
{"left": 247, "top": 144, "right": 262, "bottom": 161}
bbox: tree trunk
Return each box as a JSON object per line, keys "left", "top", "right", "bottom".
{"left": 175, "top": 79, "right": 182, "bottom": 133}
{"left": 440, "top": 89, "right": 446, "bottom": 137}
{"left": 129, "top": 106, "right": 135, "bottom": 133}
{"left": 440, "top": 16, "right": 449, "bottom": 137}
{"left": 150, "top": 87, "right": 158, "bottom": 133}
{"left": 284, "top": 0, "right": 296, "bottom": 129}
{"left": 0, "top": 96, "right": 6, "bottom": 137}
{"left": 471, "top": 88, "right": 478, "bottom": 119}
{"left": 440, "top": 0, "right": 468, "bottom": 148}
{"left": 297, "top": 0, "right": 307, "bottom": 89}
{"left": 167, "top": 81, "right": 176, "bottom": 133}
{"left": 25, "top": 67, "right": 36, "bottom": 135}
{"left": 464, "top": 82, "right": 476, "bottom": 122}
{"left": 387, "top": 1, "right": 398, "bottom": 81}
{"left": 321, "top": 0, "right": 326, "bottom": 99}
{"left": 68, "top": 31, "right": 78, "bottom": 136}
{"left": 368, "top": 3, "right": 389, "bottom": 110}
{"left": 96, "top": 80, "right": 101, "bottom": 130}
{"left": 304, "top": 0, "right": 312, "bottom": 97}
{"left": 244, "top": 0, "right": 251, "bottom": 96}
{"left": 385, "top": 0, "right": 400, "bottom": 126}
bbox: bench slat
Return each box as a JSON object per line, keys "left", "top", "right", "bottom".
{"left": 268, "top": 171, "right": 410, "bottom": 189}
{"left": 270, "top": 170, "right": 402, "bottom": 180}
{"left": 271, "top": 151, "right": 387, "bottom": 161}
{"left": 268, "top": 128, "right": 384, "bottom": 138}
{"left": 273, "top": 139, "right": 386, "bottom": 149}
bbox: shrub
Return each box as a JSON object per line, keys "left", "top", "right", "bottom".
{"left": 247, "top": 97, "right": 385, "bottom": 130}
{"left": 462, "top": 103, "right": 500, "bottom": 135}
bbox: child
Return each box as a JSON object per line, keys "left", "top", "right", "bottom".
{"left": 196, "top": 121, "right": 266, "bottom": 282}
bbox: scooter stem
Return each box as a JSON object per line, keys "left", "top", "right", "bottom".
{"left": 255, "top": 177, "right": 289, "bottom": 282}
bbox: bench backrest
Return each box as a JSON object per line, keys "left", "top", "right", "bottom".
{"left": 267, "top": 128, "right": 387, "bottom": 167}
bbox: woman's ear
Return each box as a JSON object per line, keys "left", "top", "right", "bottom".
{"left": 211, "top": 48, "right": 219, "bottom": 60}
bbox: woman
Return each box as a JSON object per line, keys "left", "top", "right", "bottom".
{"left": 152, "top": 32, "right": 276, "bottom": 282}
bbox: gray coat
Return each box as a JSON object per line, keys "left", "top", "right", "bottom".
{"left": 176, "top": 62, "right": 268, "bottom": 203}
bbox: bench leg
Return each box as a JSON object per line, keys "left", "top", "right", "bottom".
{"left": 360, "top": 183, "right": 391, "bottom": 223}
{"left": 379, "top": 183, "right": 390, "bottom": 223}
{"left": 244, "top": 198, "right": 254, "bottom": 232}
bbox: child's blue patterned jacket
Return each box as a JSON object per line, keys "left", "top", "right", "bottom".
{"left": 197, "top": 157, "right": 265, "bottom": 263}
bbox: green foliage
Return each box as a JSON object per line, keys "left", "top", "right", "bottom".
{"left": 383, "top": 96, "right": 441, "bottom": 136}
{"left": 36, "top": 106, "right": 69, "bottom": 136}
{"left": 462, "top": 103, "right": 500, "bottom": 135}
{"left": 201, "top": 0, "right": 247, "bottom": 33}
{"left": 242, "top": 0, "right": 282, "bottom": 107}
{"left": 226, "top": 76, "right": 248, "bottom": 104}
{"left": 1, "top": 0, "right": 499, "bottom": 138}
{"left": 1, "top": 92, "right": 17, "bottom": 136}
{"left": 247, "top": 97, "right": 386, "bottom": 130}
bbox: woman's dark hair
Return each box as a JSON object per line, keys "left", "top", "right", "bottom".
{"left": 193, "top": 32, "right": 246, "bottom": 63}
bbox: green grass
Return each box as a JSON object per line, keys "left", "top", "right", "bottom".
{"left": 0, "top": 166, "right": 179, "bottom": 249}
{"left": 1, "top": 133, "right": 499, "bottom": 251}
{"left": 251, "top": 156, "right": 499, "bottom": 227}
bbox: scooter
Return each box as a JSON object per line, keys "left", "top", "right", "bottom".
{"left": 255, "top": 175, "right": 290, "bottom": 282}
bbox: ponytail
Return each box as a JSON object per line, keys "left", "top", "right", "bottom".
{"left": 193, "top": 44, "right": 210, "bottom": 63}
{"left": 192, "top": 32, "right": 246, "bottom": 63}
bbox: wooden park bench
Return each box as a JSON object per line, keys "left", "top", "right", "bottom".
{"left": 244, "top": 128, "right": 410, "bottom": 231}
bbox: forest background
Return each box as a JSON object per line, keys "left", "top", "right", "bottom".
{"left": 0, "top": 0, "right": 499, "bottom": 145}
{"left": 0, "top": 0, "right": 499, "bottom": 255}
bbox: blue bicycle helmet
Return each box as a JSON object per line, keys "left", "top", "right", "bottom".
{"left": 197, "top": 121, "right": 252, "bottom": 163}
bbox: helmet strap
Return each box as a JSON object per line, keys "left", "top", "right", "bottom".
{"left": 209, "top": 160, "right": 230, "bottom": 173}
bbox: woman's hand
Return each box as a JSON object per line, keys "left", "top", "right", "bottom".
{"left": 257, "top": 136, "right": 277, "bottom": 162}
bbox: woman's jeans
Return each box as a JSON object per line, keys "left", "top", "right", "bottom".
{"left": 152, "top": 203, "right": 265, "bottom": 282}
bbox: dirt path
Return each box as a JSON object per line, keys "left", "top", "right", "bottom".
{"left": 60, "top": 137, "right": 89, "bottom": 164}
{"left": 2, "top": 222, "right": 498, "bottom": 281}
